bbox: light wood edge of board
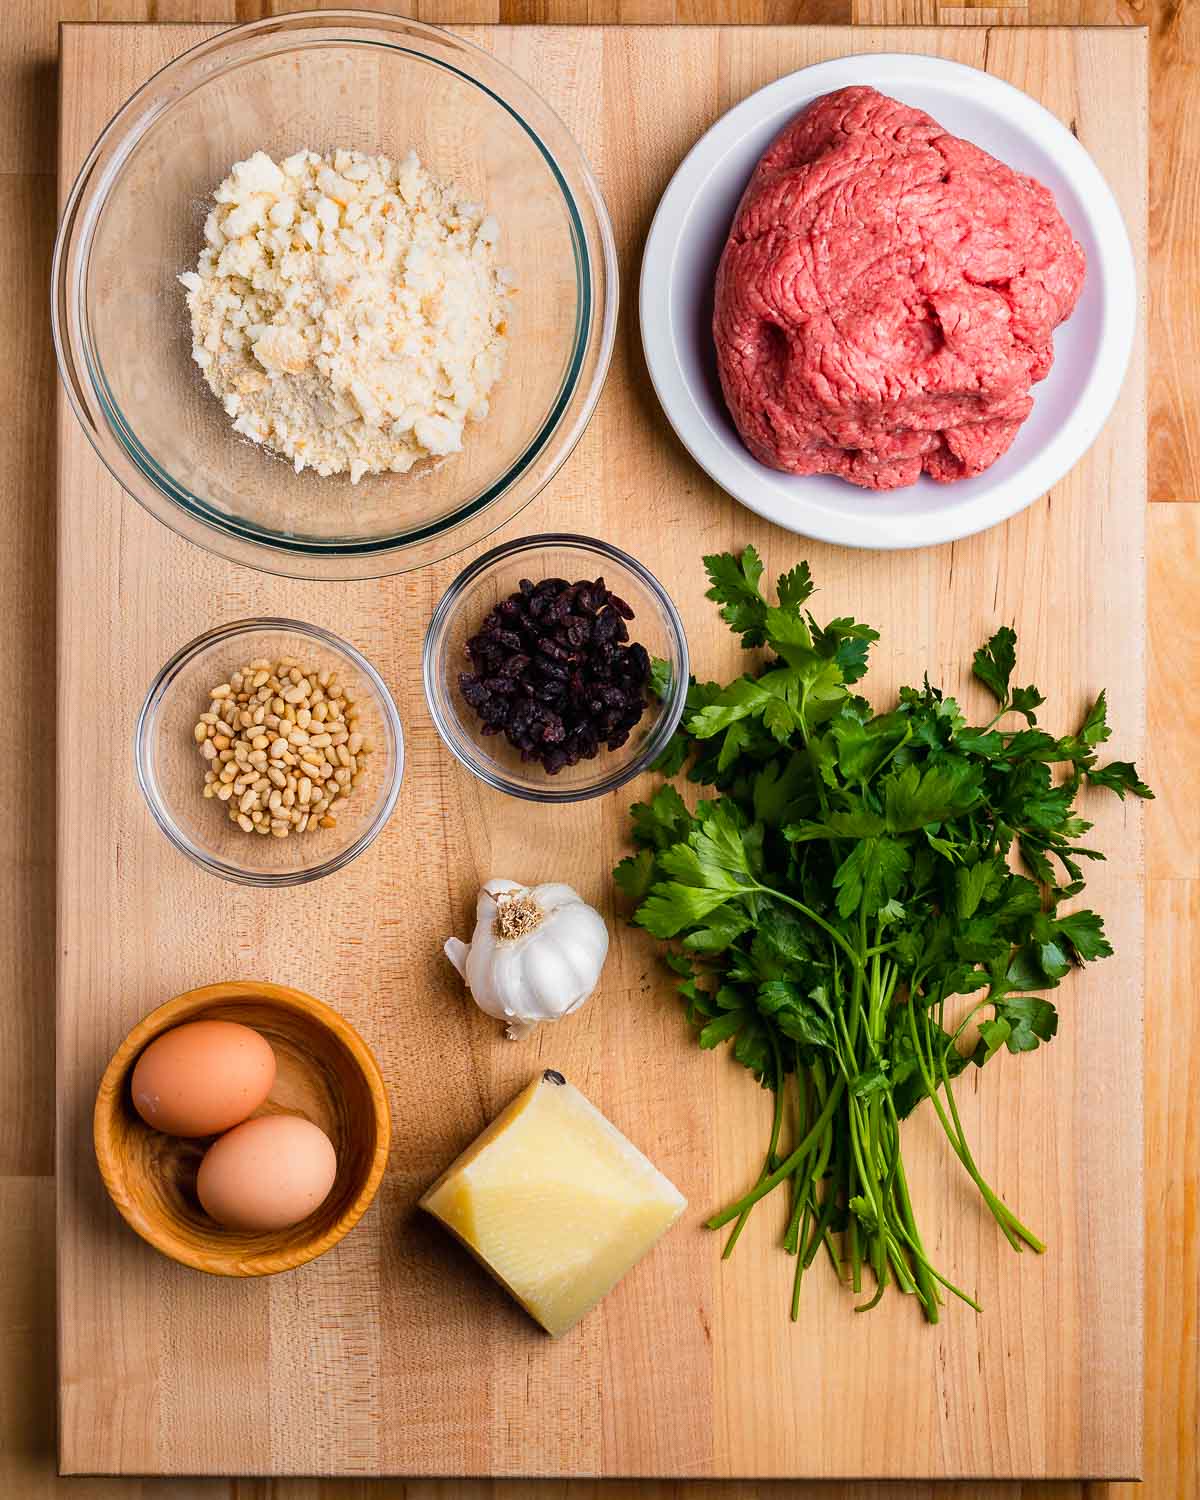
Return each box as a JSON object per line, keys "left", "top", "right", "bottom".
{"left": 93, "top": 980, "right": 391, "bottom": 1278}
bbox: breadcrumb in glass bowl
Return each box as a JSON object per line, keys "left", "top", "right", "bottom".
{"left": 52, "top": 12, "right": 617, "bottom": 580}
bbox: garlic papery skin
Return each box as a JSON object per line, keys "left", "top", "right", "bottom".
{"left": 444, "top": 879, "right": 609, "bottom": 1039}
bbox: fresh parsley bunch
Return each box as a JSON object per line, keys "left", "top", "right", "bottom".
{"left": 616, "top": 548, "right": 1151, "bottom": 1322}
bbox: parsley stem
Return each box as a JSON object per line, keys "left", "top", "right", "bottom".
{"left": 906, "top": 996, "right": 1044, "bottom": 1254}
{"left": 855, "top": 1276, "right": 887, "bottom": 1313}
{"left": 783, "top": 1071, "right": 813, "bottom": 1254}
{"left": 936, "top": 1038, "right": 1044, "bottom": 1253}
{"left": 706, "top": 1076, "right": 847, "bottom": 1229}
{"left": 887, "top": 1101, "right": 941, "bottom": 1319}
{"left": 721, "top": 1033, "right": 787, "bottom": 1259}
{"left": 906, "top": 996, "right": 1019, "bottom": 1250}
{"left": 884, "top": 1233, "right": 918, "bottom": 1296}
{"left": 892, "top": 1225, "right": 983, "bottom": 1314}
{"left": 803, "top": 1179, "right": 842, "bottom": 1268}
{"left": 790, "top": 1201, "right": 813, "bottom": 1320}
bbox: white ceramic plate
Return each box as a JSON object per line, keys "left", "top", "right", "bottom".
{"left": 639, "top": 54, "right": 1137, "bottom": 550}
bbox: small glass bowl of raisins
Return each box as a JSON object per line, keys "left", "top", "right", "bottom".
{"left": 423, "top": 534, "right": 689, "bottom": 801}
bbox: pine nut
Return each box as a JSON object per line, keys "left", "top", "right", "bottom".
{"left": 195, "top": 654, "right": 373, "bottom": 839}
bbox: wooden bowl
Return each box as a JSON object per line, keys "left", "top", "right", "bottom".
{"left": 94, "top": 981, "right": 390, "bottom": 1276}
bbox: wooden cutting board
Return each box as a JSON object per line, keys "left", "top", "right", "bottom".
{"left": 56, "top": 22, "right": 1147, "bottom": 1481}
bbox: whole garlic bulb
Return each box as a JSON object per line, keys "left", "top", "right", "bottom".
{"left": 445, "top": 879, "right": 609, "bottom": 1039}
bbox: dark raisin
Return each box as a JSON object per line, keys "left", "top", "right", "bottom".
{"left": 625, "top": 642, "right": 651, "bottom": 680}
{"left": 459, "top": 570, "right": 652, "bottom": 773}
{"left": 537, "top": 637, "right": 571, "bottom": 663}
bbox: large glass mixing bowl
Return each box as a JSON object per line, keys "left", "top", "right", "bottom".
{"left": 52, "top": 11, "right": 617, "bottom": 580}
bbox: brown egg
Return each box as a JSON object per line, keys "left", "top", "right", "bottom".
{"left": 196, "top": 1114, "right": 338, "bottom": 1232}
{"left": 130, "top": 1020, "right": 276, "bottom": 1137}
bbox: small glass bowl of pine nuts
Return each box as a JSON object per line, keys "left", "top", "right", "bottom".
{"left": 136, "top": 620, "right": 403, "bottom": 886}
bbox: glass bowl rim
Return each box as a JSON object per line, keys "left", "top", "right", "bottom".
{"left": 135, "top": 616, "right": 404, "bottom": 886}
{"left": 422, "top": 532, "right": 690, "bottom": 804}
{"left": 51, "top": 9, "right": 619, "bottom": 580}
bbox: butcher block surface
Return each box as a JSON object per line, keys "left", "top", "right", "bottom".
{"left": 56, "top": 22, "right": 1147, "bottom": 1481}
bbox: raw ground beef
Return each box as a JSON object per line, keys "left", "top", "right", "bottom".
{"left": 712, "top": 86, "right": 1086, "bottom": 491}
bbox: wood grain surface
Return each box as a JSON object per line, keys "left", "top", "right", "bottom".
{"left": 0, "top": 2, "right": 1193, "bottom": 1499}
{"left": 55, "top": 19, "right": 1147, "bottom": 1483}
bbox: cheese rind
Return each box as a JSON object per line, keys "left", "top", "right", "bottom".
{"left": 420, "top": 1072, "right": 686, "bottom": 1337}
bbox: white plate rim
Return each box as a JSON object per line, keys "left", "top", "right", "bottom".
{"left": 639, "top": 52, "right": 1137, "bottom": 551}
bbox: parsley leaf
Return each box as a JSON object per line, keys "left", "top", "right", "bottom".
{"left": 1087, "top": 760, "right": 1155, "bottom": 800}
{"left": 972, "top": 626, "right": 1017, "bottom": 702}
{"left": 703, "top": 546, "right": 768, "bottom": 647}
